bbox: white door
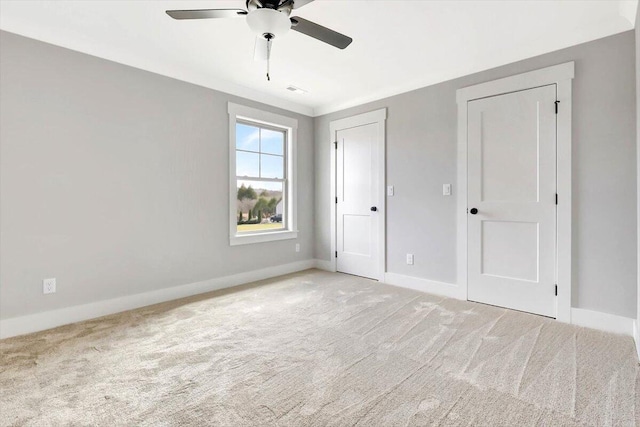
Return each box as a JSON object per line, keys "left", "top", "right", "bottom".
{"left": 336, "top": 123, "right": 381, "bottom": 280}
{"left": 467, "top": 84, "right": 557, "bottom": 317}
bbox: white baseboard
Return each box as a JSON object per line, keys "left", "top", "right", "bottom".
{"left": 314, "top": 259, "right": 334, "bottom": 272}
{"left": 383, "top": 272, "right": 464, "bottom": 300}
{"left": 383, "top": 273, "right": 636, "bottom": 339}
{"left": 4, "top": 262, "right": 635, "bottom": 347}
{"left": 0, "top": 259, "right": 317, "bottom": 340}
{"left": 570, "top": 308, "right": 634, "bottom": 337}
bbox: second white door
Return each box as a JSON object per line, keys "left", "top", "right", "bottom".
{"left": 467, "top": 84, "right": 557, "bottom": 317}
{"left": 336, "top": 123, "right": 381, "bottom": 280}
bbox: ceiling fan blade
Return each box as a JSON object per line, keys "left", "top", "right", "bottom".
{"left": 290, "top": 17, "right": 352, "bottom": 49}
{"left": 166, "top": 9, "right": 247, "bottom": 20}
{"left": 292, "top": 0, "right": 315, "bottom": 9}
{"left": 254, "top": 37, "right": 269, "bottom": 61}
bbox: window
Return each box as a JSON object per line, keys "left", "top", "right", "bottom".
{"left": 235, "top": 122, "right": 286, "bottom": 232}
{"left": 228, "top": 103, "right": 298, "bottom": 245}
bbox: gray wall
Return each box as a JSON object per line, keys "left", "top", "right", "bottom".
{"left": 315, "top": 31, "right": 637, "bottom": 319}
{"left": 0, "top": 31, "right": 314, "bottom": 320}
{"left": 1, "top": 29, "right": 637, "bottom": 321}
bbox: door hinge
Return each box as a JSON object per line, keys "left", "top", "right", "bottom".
{"left": 555, "top": 193, "right": 558, "bottom": 205}
{"left": 335, "top": 197, "right": 338, "bottom": 204}
{"left": 555, "top": 285, "right": 558, "bottom": 296}
{"left": 335, "top": 251, "right": 338, "bottom": 258}
{"left": 554, "top": 100, "right": 560, "bottom": 114}
{"left": 334, "top": 141, "right": 338, "bottom": 149}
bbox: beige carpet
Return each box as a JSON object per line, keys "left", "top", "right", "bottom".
{"left": 1, "top": 269, "right": 638, "bottom": 426}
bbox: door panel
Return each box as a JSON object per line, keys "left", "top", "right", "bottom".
{"left": 481, "top": 106, "right": 540, "bottom": 202}
{"left": 467, "top": 84, "right": 556, "bottom": 317}
{"left": 343, "top": 215, "right": 371, "bottom": 256}
{"left": 481, "top": 221, "right": 539, "bottom": 281}
{"left": 342, "top": 134, "right": 372, "bottom": 203}
{"left": 336, "top": 123, "right": 380, "bottom": 280}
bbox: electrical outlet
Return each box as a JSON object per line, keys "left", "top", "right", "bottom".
{"left": 295, "top": 243, "right": 300, "bottom": 253}
{"left": 406, "top": 254, "right": 414, "bottom": 265}
{"left": 43, "top": 278, "right": 56, "bottom": 294}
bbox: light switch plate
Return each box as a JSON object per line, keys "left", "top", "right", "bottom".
{"left": 443, "top": 184, "right": 452, "bottom": 196}
{"left": 387, "top": 186, "right": 394, "bottom": 196}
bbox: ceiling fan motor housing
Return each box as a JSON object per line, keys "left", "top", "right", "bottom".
{"left": 246, "top": 0, "right": 293, "bottom": 13}
{"left": 246, "top": 7, "right": 292, "bottom": 39}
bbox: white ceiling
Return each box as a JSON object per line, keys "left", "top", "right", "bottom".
{"left": 0, "top": 0, "right": 637, "bottom": 116}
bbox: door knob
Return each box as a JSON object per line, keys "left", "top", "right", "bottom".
{"left": 469, "top": 208, "right": 478, "bottom": 215}
{"left": 370, "top": 206, "right": 378, "bottom": 212}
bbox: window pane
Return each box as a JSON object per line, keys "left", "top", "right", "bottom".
{"left": 236, "top": 123, "right": 260, "bottom": 152}
{"left": 261, "top": 154, "right": 284, "bottom": 179}
{"left": 236, "top": 180, "right": 284, "bottom": 233}
{"left": 236, "top": 151, "right": 259, "bottom": 177}
{"left": 261, "top": 128, "right": 284, "bottom": 155}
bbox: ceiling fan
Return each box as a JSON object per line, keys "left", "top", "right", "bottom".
{"left": 166, "top": 0, "right": 353, "bottom": 81}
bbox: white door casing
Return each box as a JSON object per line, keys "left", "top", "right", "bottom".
{"left": 467, "top": 85, "right": 557, "bottom": 317}
{"left": 329, "top": 109, "right": 386, "bottom": 281}
{"left": 457, "top": 62, "right": 574, "bottom": 322}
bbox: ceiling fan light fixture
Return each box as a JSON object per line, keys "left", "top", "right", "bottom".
{"left": 246, "top": 8, "right": 291, "bottom": 39}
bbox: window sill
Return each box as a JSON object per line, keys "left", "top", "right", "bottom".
{"left": 230, "top": 230, "right": 298, "bottom": 246}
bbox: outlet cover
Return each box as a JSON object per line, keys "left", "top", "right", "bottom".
{"left": 43, "top": 278, "right": 56, "bottom": 294}
{"left": 295, "top": 243, "right": 300, "bottom": 252}
{"left": 406, "top": 254, "right": 414, "bottom": 265}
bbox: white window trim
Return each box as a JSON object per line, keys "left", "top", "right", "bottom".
{"left": 228, "top": 103, "right": 298, "bottom": 246}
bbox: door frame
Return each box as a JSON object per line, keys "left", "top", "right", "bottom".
{"left": 329, "top": 108, "right": 387, "bottom": 281}
{"left": 456, "top": 62, "right": 574, "bottom": 322}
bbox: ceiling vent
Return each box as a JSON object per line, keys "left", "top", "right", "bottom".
{"left": 286, "top": 85, "right": 307, "bottom": 94}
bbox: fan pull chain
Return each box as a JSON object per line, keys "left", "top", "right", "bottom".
{"left": 266, "top": 37, "right": 272, "bottom": 81}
